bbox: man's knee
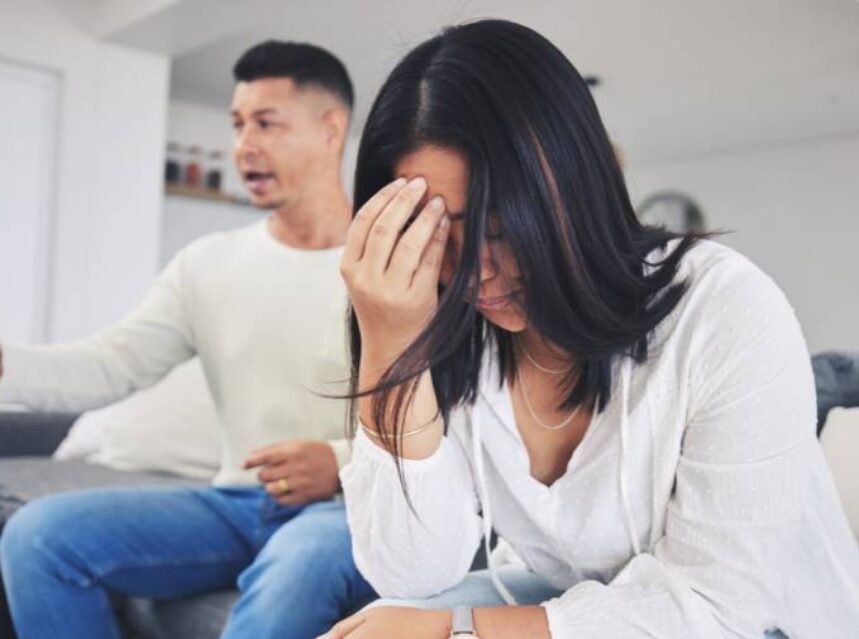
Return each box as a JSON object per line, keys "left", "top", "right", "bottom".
{"left": 1, "top": 496, "right": 68, "bottom": 571}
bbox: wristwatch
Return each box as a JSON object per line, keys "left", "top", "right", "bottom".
{"left": 450, "top": 606, "right": 479, "bottom": 638}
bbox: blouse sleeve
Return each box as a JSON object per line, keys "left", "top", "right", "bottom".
{"left": 340, "top": 415, "right": 484, "bottom": 598}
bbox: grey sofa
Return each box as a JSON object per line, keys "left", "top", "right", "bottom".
{"left": 0, "top": 412, "right": 237, "bottom": 639}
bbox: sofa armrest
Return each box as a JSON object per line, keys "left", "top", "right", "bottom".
{"left": 0, "top": 412, "right": 78, "bottom": 457}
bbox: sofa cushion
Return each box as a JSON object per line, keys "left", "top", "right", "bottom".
{"left": 0, "top": 412, "right": 77, "bottom": 458}
{"left": 0, "top": 457, "right": 204, "bottom": 528}
{"left": 55, "top": 358, "right": 221, "bottom": 480}
{"left": 125, "top": 591, "right": 237, "bottom": 639}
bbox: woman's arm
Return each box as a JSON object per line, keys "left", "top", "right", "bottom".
{"left": 340, "top": 177, "right": 484, "bottom": 598}
{"left": 342, "top": 176, "right": 449, "bottom": 460}
{"left": 321, "top": 605, "right": 551, "bottom": 639}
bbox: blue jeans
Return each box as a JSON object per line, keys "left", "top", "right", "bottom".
{"left": 0, "top": 486, "right": 376, "bottom": 638}
{"left": 372, "top": 567, "right": 789, "bottom": 638}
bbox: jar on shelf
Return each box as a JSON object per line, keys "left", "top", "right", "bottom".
{"left": 164, "top": 142, "right": 182, "bottom": 184}
{"left": 206, "top": 150, "right": 223, "bottom": 192}
{"left": 184, "top": 146, "right": 203, "bottom": 188}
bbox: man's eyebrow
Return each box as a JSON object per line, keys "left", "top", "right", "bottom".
{"left": 230, "top": 108, "right": 280, "bottom": 118}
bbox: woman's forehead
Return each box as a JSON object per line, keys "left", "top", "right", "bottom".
{"left": 394, "top": 144, "right": 469, "bottom": 214}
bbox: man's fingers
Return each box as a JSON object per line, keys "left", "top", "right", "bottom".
{"left": 243, "top": 450, "right": 271, "bottom": 469}
{"left": 264, "top": 474, "right": 297, "bottom": 498}
{"left": 387, "top": 196, "right": 447, "bottom": 283}
{"left": 342, "top": 177, "right": 408, "bottom": 266}
{"left": 244, "top": 443, "right": 296, "bottom": 470}
{"left": 256, "top": 461, "right": 291, "bottom": 483}
{"left": 362, "top": 177, "right": 428, "bottom": 274}
{"left": 412, "top": 212, "right": 451, "bottom": 291}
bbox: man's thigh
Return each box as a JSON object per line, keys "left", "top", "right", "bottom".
{"left": 244, "top": 499, "right": 371, "bottom": 596}
{"left": 222, "top": 500, "right": 375, "bottom": 638}
{"left": 2, "top": 485, "right": 256, "bottom": 599}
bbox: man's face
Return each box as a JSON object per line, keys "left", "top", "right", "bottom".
{"left": 231, "top": 77, "right": 331, "bottom": 209}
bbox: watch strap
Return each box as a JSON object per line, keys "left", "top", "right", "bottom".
{"left": 451, "top": 606, "right": 475, "bottom": 634}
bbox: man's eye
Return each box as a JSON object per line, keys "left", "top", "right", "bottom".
{"left": 259, "top": 120, "right": 275, "bottom": 129}
{"left": 232, "top": 121, "right": 243, "bottom": 131}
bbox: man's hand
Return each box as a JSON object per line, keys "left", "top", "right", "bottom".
{"left": 244, "top": 440, "right": 340, "bottom": 505}
{"left": 318, "top": 606, "right": 451, "bottom": 639}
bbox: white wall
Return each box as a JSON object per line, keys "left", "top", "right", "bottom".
{"left": 0, "top": 60, "right": 58, "bottom": 343}
{"left": 626, "top": 134, "right": 859, "bottom": 354}
{"left": 0, "top": 0, "right": 169, "bottom": 342}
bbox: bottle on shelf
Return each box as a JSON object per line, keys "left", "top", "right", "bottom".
{"left": 164, "top": 141, "right": 182, "bottom": 184}
{"left": 184, "top": 146, "right": 203, "bottom": 188}
{"left": 206, "top": 150, "right": 223, "bottom": 192}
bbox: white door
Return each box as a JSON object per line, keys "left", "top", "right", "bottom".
{"left": 0, "top": 59, "right": 59, "bottom": 344}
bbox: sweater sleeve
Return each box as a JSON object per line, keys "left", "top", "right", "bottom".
{"left": 0, "top": 251, "right": 196, "bottom": 412}
{"left": 340, "top": 419, "right": 484, "bottom": 598}
{"left": 542, "top": 258, "right": 818, "bottom": 638}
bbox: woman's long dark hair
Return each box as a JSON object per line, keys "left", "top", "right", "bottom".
{"left": 348, "top": 19, "right": 702, "bottom": 462}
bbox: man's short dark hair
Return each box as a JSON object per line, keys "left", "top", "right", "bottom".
{"left": 233, "top": 40, "right": 354, "bottom": 110}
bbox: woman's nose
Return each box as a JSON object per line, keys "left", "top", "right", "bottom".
{"left": 478, "top": 248, "right": 499, "bottom": 284}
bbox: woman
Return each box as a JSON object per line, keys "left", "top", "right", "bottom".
{"left": 323, "top": 20, "right": 859, "bottom": 639}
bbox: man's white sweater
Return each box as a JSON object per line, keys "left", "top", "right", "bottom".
{"left": 0, "top": 221, "right": 352, "bottom": 485}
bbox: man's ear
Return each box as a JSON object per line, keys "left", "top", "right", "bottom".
{"left": 322, "top": 106, "right": 350, "bottom": 153}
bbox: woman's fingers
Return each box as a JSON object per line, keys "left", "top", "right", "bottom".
{"left": 362, "top": 177, "right": 428, "bottom": 274}
{"left": 317, "top": 613, "right": 367, "bottom": 639}
{"left": 412, "top": 211, "right": 451, "bottom": 291}
{"left": 342, "top": 177, "right": 408, "bottom": 266}
{"left": 387, "top": 195, "right": 447, "bottom": 284}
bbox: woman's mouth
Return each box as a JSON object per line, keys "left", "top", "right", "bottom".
{"left": 475, "top": 291, "right": 520, "bottom": 312}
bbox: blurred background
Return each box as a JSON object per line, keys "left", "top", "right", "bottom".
{"left": 1, "top": 0, "right": 858, "bottom": 352}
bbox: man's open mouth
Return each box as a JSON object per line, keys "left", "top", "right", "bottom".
{"left": 243, "top": 171, "right": 275, "bottom": 193}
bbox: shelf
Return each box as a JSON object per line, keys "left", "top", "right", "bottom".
{"left": 165, "top": 183, "right": 252, "bottom": 207}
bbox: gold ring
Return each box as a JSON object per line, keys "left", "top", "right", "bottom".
{"left": 277, "top": 478, "right": 290, "bottom": 494}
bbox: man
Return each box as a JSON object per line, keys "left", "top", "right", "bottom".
{"left": 0, "top": 41, "right": 374, "bottom": 638}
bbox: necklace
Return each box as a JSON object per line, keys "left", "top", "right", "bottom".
{"left": 520, "top": 343, "right": 568, "bottom": 375}
{"left": 517, "top": 370, "right": 582, "bottom": 431}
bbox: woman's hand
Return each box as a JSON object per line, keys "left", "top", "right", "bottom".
{"left": 340, "top": 177, "right": 450, "bottom": 361}
{"left": 318, "top": 606, "right": 451, "bottom": 639}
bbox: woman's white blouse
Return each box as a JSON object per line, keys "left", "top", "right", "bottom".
{"left": 340, "top": 241, "right": 859, "bottom": 638}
